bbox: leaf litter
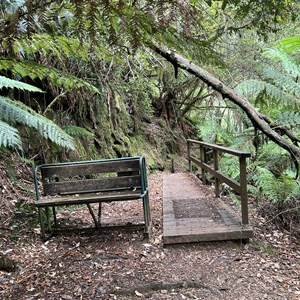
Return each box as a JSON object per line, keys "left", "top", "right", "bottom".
{"left": 0, "top": 166, "right": 299, "bottom": 299}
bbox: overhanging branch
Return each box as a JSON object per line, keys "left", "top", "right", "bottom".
{"left": 151, "top": 42, "right": 300, "bottom": 162}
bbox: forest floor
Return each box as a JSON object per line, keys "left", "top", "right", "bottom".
{"left": 0, "top": 159, "right": 300, "bottom": 300}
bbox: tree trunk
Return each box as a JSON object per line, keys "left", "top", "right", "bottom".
{"left": 152, "top": 42, "right": 300, "bottom": 162}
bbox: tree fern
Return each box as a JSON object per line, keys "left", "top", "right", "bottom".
{"left": 0, "top": 96, "right": 75, "bottom": 150}
{"left": 235, "top": 79, "right": 298, "bottom": 107}
{"left": 261, "top": 67, "right": 300, "bottom": 101}
{"left": 275, "top": 111, "right": 300, "bottom": 128}
{"left": 263, "top": 48, "right": 300, "bottom": 77}
{"left": 0, "top": 60, "right": 100, "bottom": 94}
{"left": 13, "top": 34, "right": 111, "bottom": 61}
{"left": 0, "top": 76, "right": 42, "bottom": 92}
{"left": 0, "top": 120, "right": 22, "bottom": 150}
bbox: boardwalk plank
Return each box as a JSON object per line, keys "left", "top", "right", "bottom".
{"left": 163, "top": 173, "right": 253, "bottom": 244}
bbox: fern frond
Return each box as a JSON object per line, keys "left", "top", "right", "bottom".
{"left": 14, "top": 34, "right": 98, "bottom": 61}
{"left": 0, "top": 59, "right": 100, "bottom": 94}
{"left": 235, "top": 79, "right": 265, "bottom": 99}
{"left": 63, "top": 125, "right": 94, "bottom": 138}
{"left": 275, "top": 111, "right": 300, "bottom": 127}
{"left": 0, "top": 120, "right": 22, "bottom": 150}
{"left": 262, "top": 67, "right": 300, "bottom": 104}
{"left": 263, "top": 48, "right": 300, "bottom": 77}
{"left": 0, "top": 75, "right": 42, "bottom": 92}
{"left": 235, "top": 79, "right": 298, "bottom": 107}
{"left": 0, "top": 96, "right": 75, "bottom": 150}
{"left": 276, "top": 36, "right": 300, "bottom": 54}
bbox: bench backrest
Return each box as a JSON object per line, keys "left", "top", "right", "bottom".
{"left": 34, "top": 156, "right": 147, "bottom": 198}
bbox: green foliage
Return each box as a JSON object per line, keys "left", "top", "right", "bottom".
{"left": 0, "top": 76, "right": 42, "bottom": 92}
{"left": 235, "top": 40, "right": 300, "bottom": 126}
{"left": 251, "top": 167, "right": 299, "bottom": 203}
{"left": 276, "top": 36, "right": 300, "bottom": 54}
{"left": 0, "top": 60, "right": 99, "bottom": 94}
{"left": 263, "top": 48, "right": 300, "bottom": 77}
{"left": 235, "top": 77, "right": 299, "bottom": 109}
{"left": 0, "top": 75, "right": 73, "bottom": 151}
{"left": 275, "top": 111, "right": 300, "bottom": 127}
{"left": 0, "top": 120, "right": 22, "bottom": 150}
{"left": 0, "top": 96, "right": 75, "bottom": 150}
{"left": 63, "top": 125, "right": 94, "bottom": 138}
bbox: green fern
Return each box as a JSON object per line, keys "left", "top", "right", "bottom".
{"left": 262, "top": 67, "right": 300, "bottom": 101}
{"left": 263, "top": 48, "right": 300, "bottom": 77}
{"left": 276, "top": 36, "right": 300, "bottom": 54}
{"left": 12, "top": 34, "right": 112, "bottom": 62}
{"left": 235, "top": 79, "right": 298, "bottom": 107}
{"left": 0, "top": 60, "right": 100, "bottom": 94}
{"left": 63, "top": 125, "right": 94, "bottom": 138}
{"left": 0, "top": 120, "right": 22, "bottom": 150}
{"left": 275, "top": 111, "right": 300, "bottom": 127}
{"left": 0, "top": 96, "right": 75, "bottom": 150}
{"left": 0, "top": 76, "right": 43, "bottom": 92}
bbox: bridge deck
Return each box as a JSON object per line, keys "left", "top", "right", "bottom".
{"left": 163, "top": 173, "right": 253, "bottom": 245}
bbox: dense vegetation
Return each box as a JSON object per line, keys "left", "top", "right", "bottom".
{"left": 1, "top": 0, "right": 300, "bottom": 237}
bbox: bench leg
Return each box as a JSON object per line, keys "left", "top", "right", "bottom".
{"left": 86, "top": 204, "right": 99, "bottom": 229}
{"left": 98, "top": 202, "right": 102, "bottom": 227}
{"left": 45, "top": 207, "right": 52, "bottom": 232}
{"left": 142, "top": 192, "right": 151, "bottom": 234}
{"left": 52, "top": 206, "right": 58, "bottom": 228}
{"left": 38, "top": 207, "right": 46, "bottom": 241}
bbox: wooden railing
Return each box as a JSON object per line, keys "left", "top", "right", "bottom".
{"left": 187, "top": 139, "right": 251, "bottom": 225}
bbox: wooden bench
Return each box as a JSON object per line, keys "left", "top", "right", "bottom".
{"left": 34, "top": 156, "right": 151, "bottom": 241}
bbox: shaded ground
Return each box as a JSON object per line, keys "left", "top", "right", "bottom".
{"left": 0, "top": 163, "right": 300, "bottom": 299}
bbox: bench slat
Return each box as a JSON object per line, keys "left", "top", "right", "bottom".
{"left": 43, "top": 175, "right": 141, "bottom": 195}
{"left": 36, "top": 190, "right": 142, "bottom": 207}
{"left": 41, "top": 159, "right": 140, "bottom": 179}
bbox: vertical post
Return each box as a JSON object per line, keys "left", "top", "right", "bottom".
{"left": 187, "top": 140, "right": 192, "bottom": 172}
{"left": 200, "top": 145, "right": 207, "bottom": 185}
{"left": 213, "top": 149, "right": 220, "bottom": 197}
{"left": 52, "top": 206, "right": 57, "bottom": 228}
{"left": 239, "top": 156, "right": 249, "bottom": 225}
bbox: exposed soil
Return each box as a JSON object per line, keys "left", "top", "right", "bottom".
{"left": 0, "top": 159, "right": 300, "bottom": 300}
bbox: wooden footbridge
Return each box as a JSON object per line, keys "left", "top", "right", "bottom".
{"left": 163, "top": 139, "right": 253, "bottom": 245}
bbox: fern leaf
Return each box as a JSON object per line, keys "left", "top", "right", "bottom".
{"left": 0, "top": 75, "right": 42, "bottom": 92}
{"left": 261, "top": 67, "right": 300, "bottom": 105}
{"left": 275, "top": 111, "right": 300, "bottom": 127}
{"left": 235, "top": 79, "right": 298, "bottom": 107}
{"left": 276, "top": 36, "right": 300, "bottom": 54}
{"left": 0, "top": 96, "right": 75, "bottom": 150}
{"left": 235, "top": 79, "right": 265, "bottom": 99}
{"left": 263, "top": 48, "right": 300, "bottom": 77}
{"left": 14, "top": 34, "right": 96, "bottom": 61}
{"left": 63, "top": 125, "right": 94, "bottom": 138}
{"left": 0, "top": 120, "right": 22, "bottom": 150}
{"left": 0, "top": 60, "right": 100, "bottom": 94}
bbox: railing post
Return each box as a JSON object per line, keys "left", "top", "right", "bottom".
{"left": 213, "top": 149, "right": 220, "bottom": 197}
{"left": 200, "top": 145, "right": 207, "bottom": 185}
{"left": 187, "top": 140, "right": 192, "bottom": 172}
{"left": 239, "top": 156, "right": 248, "bottom": 225}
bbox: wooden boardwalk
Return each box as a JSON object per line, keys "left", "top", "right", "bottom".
{"left": 163, "top": 173, "right": 253, "bottom": 245}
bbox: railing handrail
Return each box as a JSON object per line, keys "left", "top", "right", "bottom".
{"left": 187, "top": 139, "right": 251, "bottom": 225}
{"left": 187, "top": 139, "right": 251, "bottom": 158}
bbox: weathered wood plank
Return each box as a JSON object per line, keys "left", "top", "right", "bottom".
{"left": 41, "top": 159, "right": 140, "bottom": 179}
{"left": 43, "top": 175, "right": 141, "bottom": 195}
{"left": 163, "top": 173, "right": 253, "bottom": 245}
{"left": 36, "top": 190, "right": 142, "bottom": 207}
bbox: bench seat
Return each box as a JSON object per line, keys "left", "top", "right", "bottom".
{"left": 35, "top": 190, "right": 143, "bottom": 207}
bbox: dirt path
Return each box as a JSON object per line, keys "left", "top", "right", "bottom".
{"left": 0, "top": 171, "right": 300, "bottom": 299}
